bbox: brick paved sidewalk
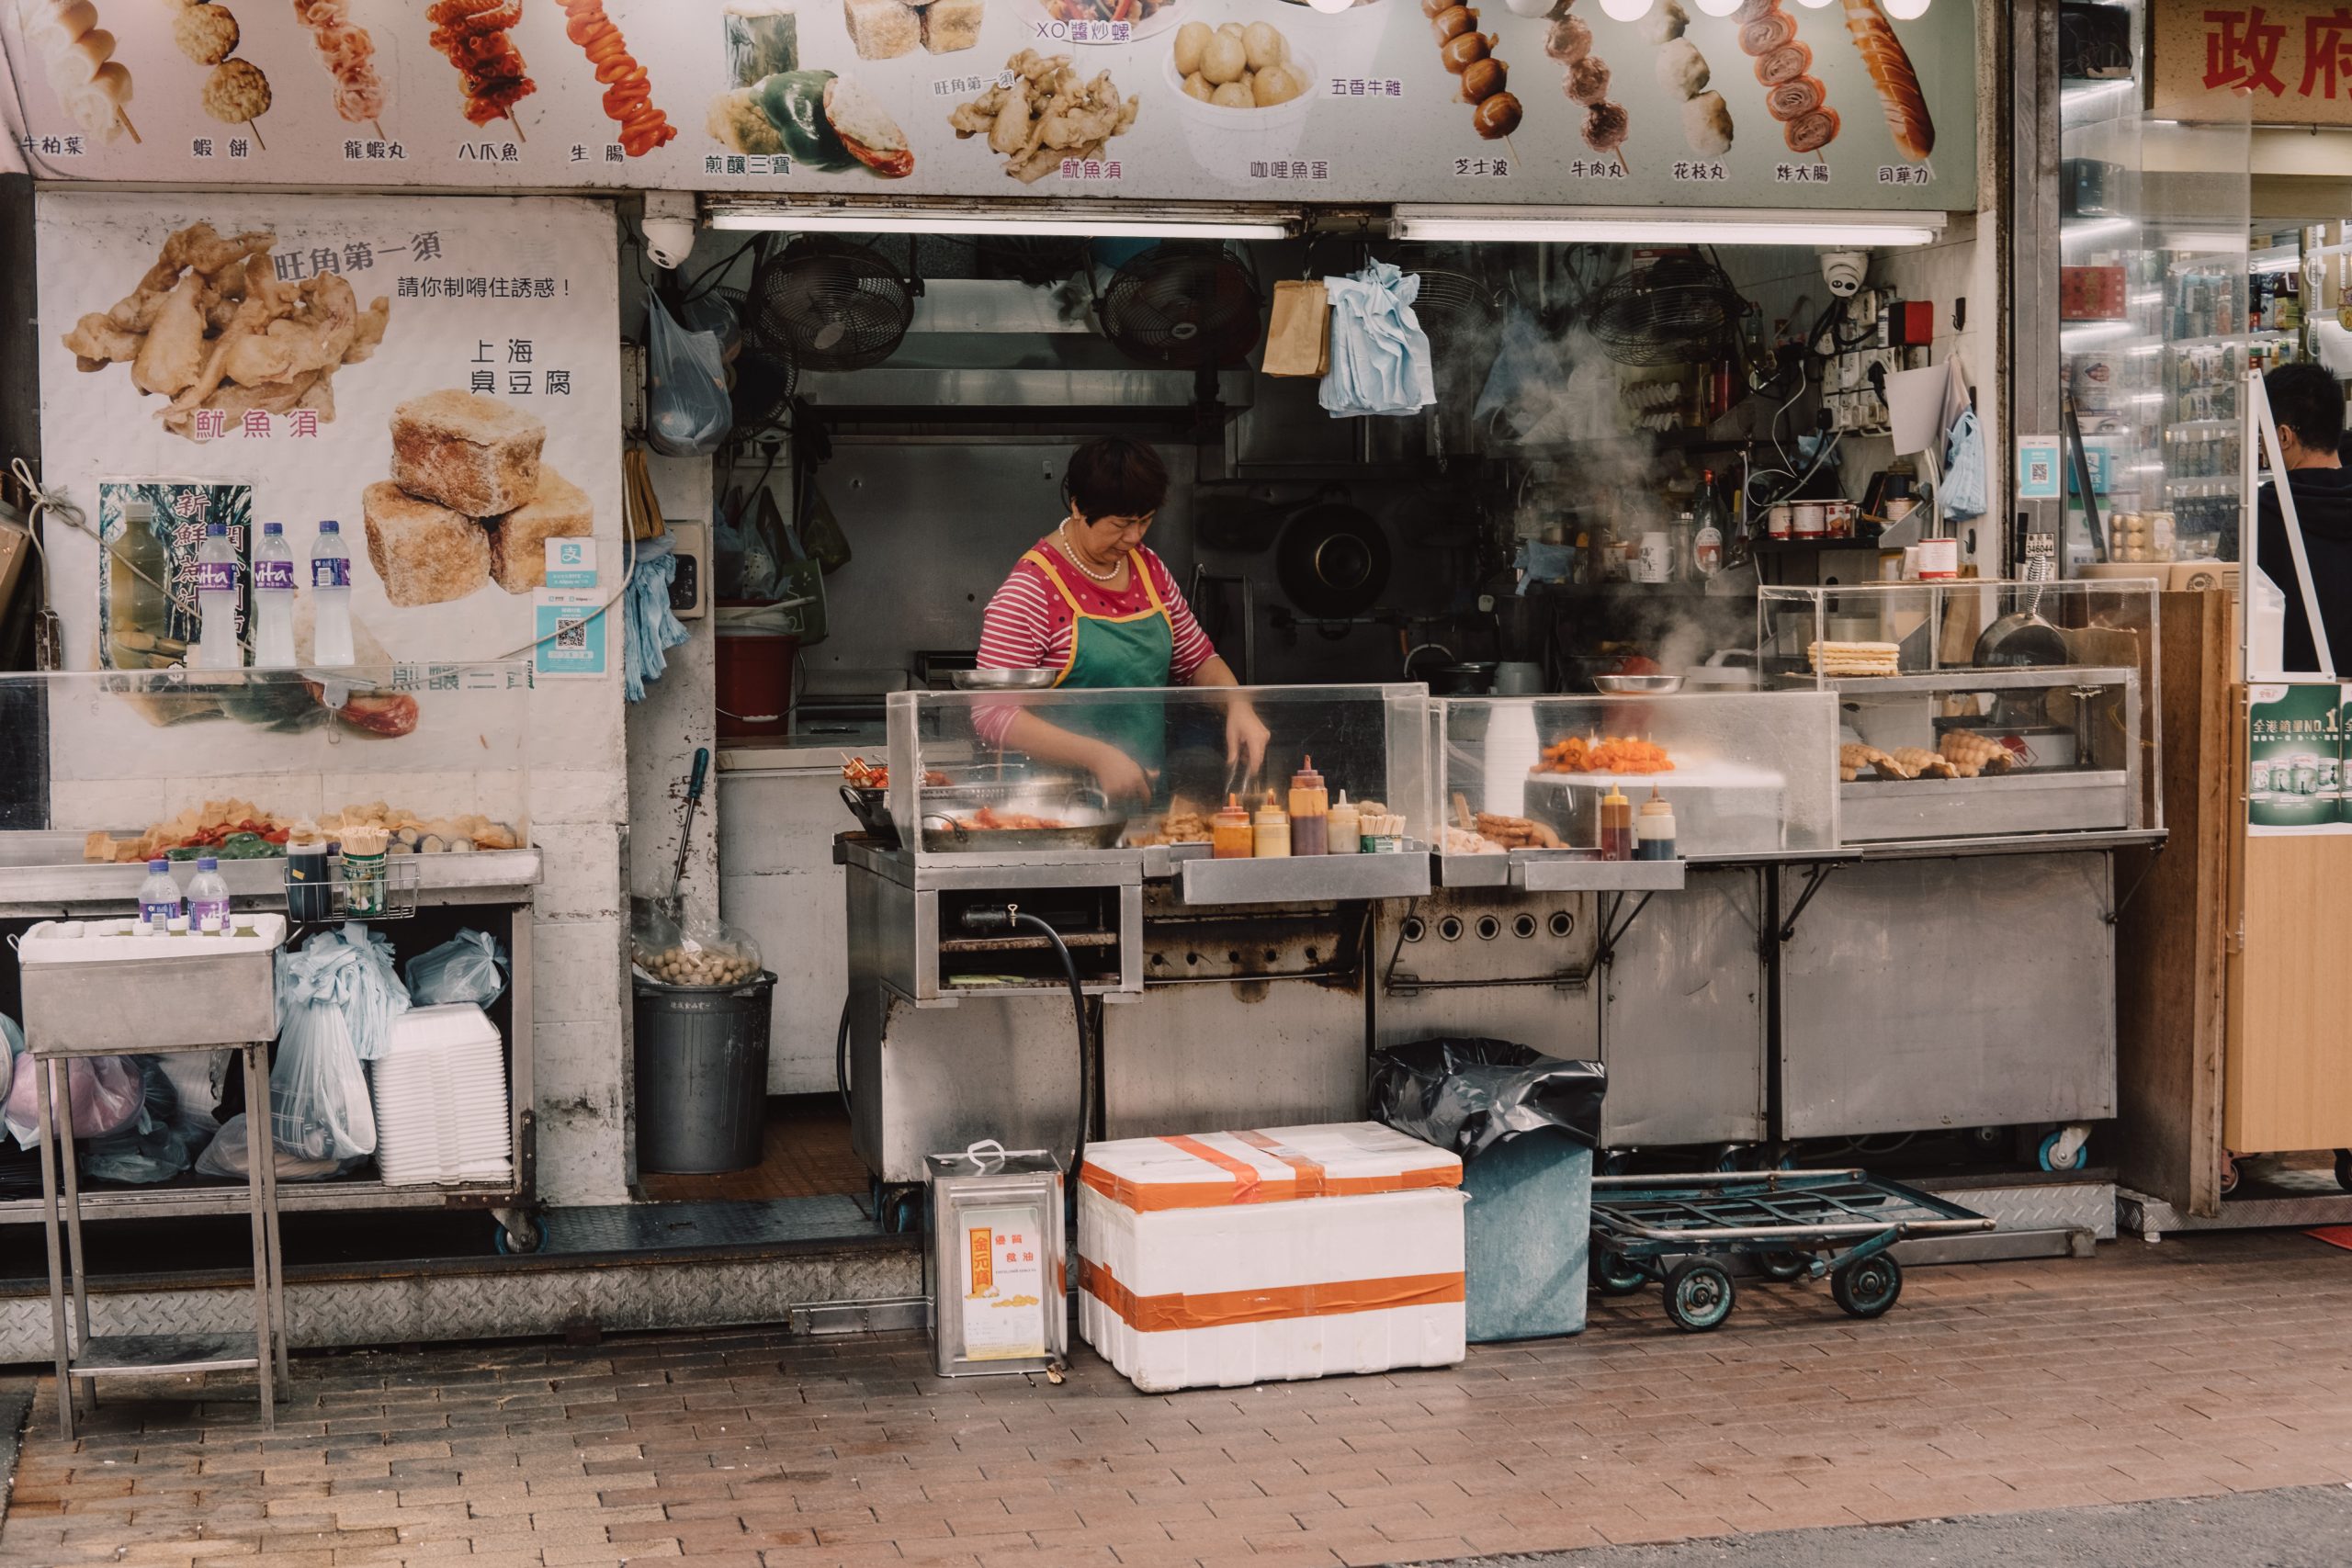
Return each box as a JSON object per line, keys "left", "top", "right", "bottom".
{"left": 4, "top": 1231, "right": 2350, "bottom": 1568}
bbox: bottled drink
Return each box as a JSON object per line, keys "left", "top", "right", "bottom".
{"left": 1690, "top": 470, "right": 1725, "bottom": 581}
{"left": 252, "top": 522, "right": 298, "bottom": 668}
{"left": 1668, "top": 511, "right": 1698, "bottom": 582}
{"left": 311, "top": 520, "right": 354, "bottom": 666}
{"left": 107, "top": 497, "right": 175, "bottom": 668}
{"left": 186, "top": 856, "right": 232, "bottom": 935}
{"left": 196, "top": 521, "right": 241, "bottom": 670}
{"left": 137, "top": 858, "right": 183, "bottom": 932}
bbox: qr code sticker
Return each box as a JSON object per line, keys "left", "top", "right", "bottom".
{"left": 555, "top": 616, "right": 587, "bottom": 651}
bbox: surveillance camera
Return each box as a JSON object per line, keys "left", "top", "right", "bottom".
{"left": 1820, "top": 249, "right": 1869, "bottom": 298}
{"left": 641, "top": 192, "right": 697, "bottom": 270}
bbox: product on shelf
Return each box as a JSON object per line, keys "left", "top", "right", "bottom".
{"left": 1807, "top": 639, "right": 1901, "bottom": 677}
{"left": 85, "top": 800, "right": 524, "bottom": 864}
{"left": 1532, "top": 736, "right": 1675, "bottom": 774}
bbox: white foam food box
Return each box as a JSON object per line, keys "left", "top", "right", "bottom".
{"left": 368, "top": 1003, "right": 513, "bottom": 1187}
{"left": 1078, "top": 1122, "right": 1465, "bottom": 1393}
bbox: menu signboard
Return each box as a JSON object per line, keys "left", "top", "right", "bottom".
{"left": 1, "top": 0, "right": 1973, "bottom": 208}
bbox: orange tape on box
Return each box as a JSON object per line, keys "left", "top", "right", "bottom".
{"left": 1079, "top": 1256, "right": 1464, "bottom": 1331}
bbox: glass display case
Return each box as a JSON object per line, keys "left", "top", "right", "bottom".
{"left": 0, "top": 663, "right": 536, "bottom": 897}
{"left": 1432, "top": 693, "right": 1841, "bottom": 887}
{"left": 1759, "top": 581, "right": 2162, "bottom": 846}
{"left": 876, "top": 683, "right": 1432, "bottom": 902}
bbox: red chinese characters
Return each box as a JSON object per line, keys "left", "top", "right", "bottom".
{"left": 2205, "top": 6, "right": 2289, "bottom": 93}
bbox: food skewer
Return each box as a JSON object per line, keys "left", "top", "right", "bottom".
{"left": 116, "top": 109, "right": 141, "bottom": 143}
{"left": 245, "top": 118, "right": 266, "bottom": 149}
{"left": 507, "top": 112, "right": 527, "bottom": 141}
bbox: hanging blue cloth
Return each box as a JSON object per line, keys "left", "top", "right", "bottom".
{"left": 1319, "top": 261, "right": 1437, "bottom": 418}
{"left": 624, "top": 533, "right": 692, "bottom": 703}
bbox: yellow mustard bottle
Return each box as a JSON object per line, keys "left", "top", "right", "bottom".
{"left": 1253, "top": 792, "right": 1292, "bottom": 858}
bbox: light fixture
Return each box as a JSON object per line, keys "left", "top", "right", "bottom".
{"left": 2059, "top": 321, "right": 2133, "bottom": 347}
{"left": 1597, "top": 0, "right": 1652, "bottom": 20}
{"left": 1882, "top": 0, "right": 1928, "bottom": 17}
{"left": 1306, "top": 0, "right": 1352, "bottom": 13}
{"left": 1388, "top": 205, "right": 1942, "bottom": 246}
{"left": 1693, "top": 0, "right": 1742, "bottom": 16}
{"left": 705, "top": 202, "right": 1294, "bottom": 240}
{"left": 2060, "top": 216, "right": 2135, "bottom": 247}
{"left": 1792, "top": 0, "right": 1836, "bottom": 7}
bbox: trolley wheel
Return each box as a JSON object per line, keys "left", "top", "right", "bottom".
{"left": 493, "top": 1215, "right": 548, "bottom": 1256}
{"left": 1830, "top": 1255, "right": 1903, "bottom": 1319}
{"left": 1757, "top": 1250, "right": 1810, "bottom": 1283}
{"left": 1600, "top": 1149, "right": 1632, "bottom": 1177}
{"left": 2219, "top": 1156, "right": 2245, "bottom": 1196}
{"left": 1592, "top": 1249, "right": 1648, "bottom": 1296}
{"left": 2335, "top": 1150, "right": 2352, "bottom": 1194}
{"left": 1663, "top": 1258, "right": 1736, "bottom": 1333}
{"left": 2037, "top": 1129, "right": 2088, "bottom": 1173}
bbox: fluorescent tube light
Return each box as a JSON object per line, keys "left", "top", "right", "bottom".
{"left": 707, "top": 204, "right": 1292, "bottom": 240}
{"left": 1388, "top": 206, "right": 1942, "bottom": 245}
{"left": 2061, "top": 217, "right": 2136, "bottom": 247}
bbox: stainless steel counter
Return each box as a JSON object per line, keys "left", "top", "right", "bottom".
{"left": 0, "top": 840, "right": 543, "bottom": 913}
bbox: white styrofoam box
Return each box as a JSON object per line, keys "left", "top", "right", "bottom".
{"left": 17, "top": 913, "right": 286, "bottom": 963}
{"left": 368, "top": 1003, "right": 513, "bottom": 1187}
{"left": 1077, "top": 1122, "right": 1465, "bottom": 1393}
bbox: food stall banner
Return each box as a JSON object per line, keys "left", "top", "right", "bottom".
{"left": 40, "top": 190, "right": 623, "bottom": 675}
{"left": 2245, "top": 682, "right": 2352, "bottom": 834}
{"left": 3, "top": 0, "right": 1973, "bottom": 208}
{"left": 2152, "top": 0, "right": 2352, "bottom": 124}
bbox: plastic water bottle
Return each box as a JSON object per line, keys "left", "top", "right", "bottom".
{"left": 186, "top": 855, "right": 232, "bottom": 935}
{"left": 137, "top": 858, "right": 183, "bottom": 933}
{"left": 311, "top": 520, "right": 354, "bottom": 667}
{"left": 196, "top": 521, "right": 241, "bottom": 670}
{"left": 252, "top": 523, "right": 298, "bottom": 668}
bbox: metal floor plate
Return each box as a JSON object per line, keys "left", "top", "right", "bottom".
{"left": 2122, "top": 1170, "right": 2352, "bottom": 1239}
{"left": 1914, "top": 1177, "right": 2119, "bottom": 1242}
{"left": 540, "top": 1195, "right": 882, "bottom": 1255}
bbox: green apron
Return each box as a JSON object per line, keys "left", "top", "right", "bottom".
{"left": 1023, "top": 545, "right": 1173, "bottom": 780}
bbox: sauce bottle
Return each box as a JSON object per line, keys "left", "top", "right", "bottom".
{"left": 1253, "top": 792, "right": 1292, "bottom": 858}
{"left": 1635, "top": 785, "right": 1678, "bottom": 861}
{"left": 1211, "top": 795, "right": 1254, "bottom": 859}
{"left": 1287, "top": 756, "right": 1329, "bottom": 855}
{"left": 1327, "top": 791, "right": 1362, "bottom": 854}
{"left": 1600, "top": 784, "right": 1634, "bottom": 862}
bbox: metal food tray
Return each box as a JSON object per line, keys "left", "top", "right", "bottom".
{"left": 18, "top": 920, "right": 286, "bottom": 1055}
{"left": 1839, "top": 769, "right": 2132, "bottom": 841}
{"left": 1177, "top": 850, "right": 1431, "bottom": 907}
{"left": 1435, "top": 852, "right": 1686, "bottom": 891}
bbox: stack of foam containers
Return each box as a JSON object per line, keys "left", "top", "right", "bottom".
{"left": 1077, "top": 1122, "right": 1465, "bottom": 1393}
{"left": 368, "top": 1003, "right": 513, "bottom": 1186}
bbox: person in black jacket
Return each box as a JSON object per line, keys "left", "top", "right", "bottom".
{"left": 2256, "top": 363, "right": 2352, "bottom": 672}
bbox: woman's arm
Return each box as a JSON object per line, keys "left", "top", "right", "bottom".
{"left": 999, "top": 709, "right": 1153, "bottom": 802}
{"left": 1188, "top": 656, "right": 1271, "bottom": 775}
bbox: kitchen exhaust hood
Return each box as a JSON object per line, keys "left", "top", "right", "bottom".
{"left": 788, "top": 276, "right": 1255, "bottom": 418}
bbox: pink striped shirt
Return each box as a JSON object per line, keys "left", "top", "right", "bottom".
{"left": 977, "top": 540, "right": 1217, "bottom": 684}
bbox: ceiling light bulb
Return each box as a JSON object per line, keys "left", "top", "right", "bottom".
{"left": 1597, "top": 0, "right": 1653, "bottom": 20}
{"left": 1307, "top": 0, "right": 1354, "bottom": 13}
{"left": 1792, "top": 0, "right": 1836, "bottom": 9}
{"left": 1881, "top": 0, "right": 1929, "bottom": 17}
{"left": 1693, "top": 0, "right": 1742, "bottom": 16}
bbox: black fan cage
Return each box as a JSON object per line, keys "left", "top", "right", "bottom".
{"left": 1587, "top": 253, "right": 1742, "bottom": 367}
{"left": 1097, "top": 248, "right": 1264, "bottom": 369}
{"left": 743, "top": 240, "right": 915, "bottom": 373}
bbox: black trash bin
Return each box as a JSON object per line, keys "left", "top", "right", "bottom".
{"left": 633, "top": 972, "right": 775, "bottom": 1174}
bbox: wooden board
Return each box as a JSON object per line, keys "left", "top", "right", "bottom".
{"left": 2115, "top": 591, "right": 2233, "bottom": 1214}
{"left": 2226, "top": 822, "right": 2352, "bottom": 1154}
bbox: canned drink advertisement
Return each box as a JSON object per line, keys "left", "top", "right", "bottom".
{"left": 2246, "top": 683, "right": 2352, "bottom": 833}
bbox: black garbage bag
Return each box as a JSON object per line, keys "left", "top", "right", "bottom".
{"left": 1370, "top": 1038, "right": 1606, "bottom": 1158}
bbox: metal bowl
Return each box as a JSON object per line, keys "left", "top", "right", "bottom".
{"left": 1593, "top": 674, "right": 1686, "bottom": 694}
{"left": 951, "top": 668, "right": 1059, "bottom": 691}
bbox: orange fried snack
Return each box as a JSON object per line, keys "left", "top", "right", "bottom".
{"left": 1532, "top": 735, "right": 1675, "bottom": 775}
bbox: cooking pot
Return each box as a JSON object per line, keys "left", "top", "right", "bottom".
{"left": 1421, "top": 661, "right": 1498, "bottom": 694}
{"left": 1275, "top": 497, "right": 1392, "bottom": 619}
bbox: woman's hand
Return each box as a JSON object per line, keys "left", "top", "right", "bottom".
{"left": 1226, "top": 702, "right": 1271, "bottom": 776}
{"left": 1087, "top": 742, "right": 1155, "bottom": 804}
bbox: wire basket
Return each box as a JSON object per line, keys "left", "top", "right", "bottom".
{"left": 285, "top": 854, "right": 421, "bottom": 923}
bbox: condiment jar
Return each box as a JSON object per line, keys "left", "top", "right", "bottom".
{"left": 1211, "top": 795, "right": 1254, "bottom": 859}
{"left": 1253, "top": 792, "right": 1292, "bottom": 858}
{"left": 1287, "top": 756, "right": 1329, "bottom": 855}
{"left": 1635, "top": 785, "right": 1677, "bottom": 862}
{"left": 1600, "top": 785, "right": 1634, "bottom": 862}
{"left": 1327, "top": 791, "right": 1362, "bottom": 855}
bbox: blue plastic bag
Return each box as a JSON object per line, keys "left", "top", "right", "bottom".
{"left": 279, "top": 922, "right": 411, "bottom": 1064}
{"left": 1942, "top": 408, "right": 1987, "bottom": 521}
{"left": 405, "top": 929, "right": 510, "bottom": 1007}
{"left": 1319, "top": 261, "right": 1437, "bottom": 418}
{"left": 624, "top": 533, "right": 692, "bottom": 704}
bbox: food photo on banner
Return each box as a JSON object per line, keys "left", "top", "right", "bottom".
{"left": 0, "top": 0, "right": 1973, "bottom": 206}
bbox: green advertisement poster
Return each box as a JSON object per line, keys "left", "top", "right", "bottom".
{"left": 2246, "top": 683, "right": 2351, "bottom": 834}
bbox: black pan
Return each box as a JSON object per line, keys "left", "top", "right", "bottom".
{"left": 1275, "top": 500, "right": 1392, "bottom": 619}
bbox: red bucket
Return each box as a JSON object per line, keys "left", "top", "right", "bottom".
{"left": 715, "top": 620, "right": 799, "bottom": 740}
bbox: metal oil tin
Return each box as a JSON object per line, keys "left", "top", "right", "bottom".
{"left": 925, "top": 1142, "right": 1067, "bottom": 1378}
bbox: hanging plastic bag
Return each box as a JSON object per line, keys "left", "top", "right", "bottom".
{"left": 1474, "top": 304, "right": 1571, "bottom": 444}
{"left": 270, "top": 990, "right": 378, "bottom": 1160}
{"left": 195, "top": 1113, "right": 346, "bottom": 1182}
{"left": 647, "top": 291, "right": 731, "bottom": 457}
{"left": 405, "top": 929, "right": 510, "bottom": 1008}
{"left": 1319, "top": 261, "right": 1437, "bottom": 418}
{"left": 1941, "top": 408, "right": 1988, "bottom": 521}
{"left": 624, "top": 533, "right": 692, "bottom": 704}
{"left": 6, "top": 1051, "right": 146, "bottom": 1149}
{"left": 281, "top": 922, "right": 411, "bottom": 1064}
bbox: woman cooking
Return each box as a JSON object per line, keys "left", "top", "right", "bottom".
{"left": 976, "top": 438, "right": 1270, "bottom": 801}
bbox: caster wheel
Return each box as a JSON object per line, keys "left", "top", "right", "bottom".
{"left": 494, "top": 1215, "right": 548, "bottom": 1255}
{"left": 1664, "top": 1258, "right": 1736, "bottom": 1333}
{"left": 1600, "top": 1150, "right": 1632, "bottom": 1177}
{"left": 1593, "top": 1250, "right": 1648, "bottom": 1296}
{"left": 1831, "top": 1255, "right": 1903, "bottom": 1319}
{"left": 2038, "top": 1129, "right": 2088, "bottom": 1173}
{"left": 2335, "top": 1150, "right": 2352, "bottom": 1194}
{"left": 2220, "top": 1156, "right": 2246, "bottom": 1196}
{"left": 1713, "top": 1145, "right": 1750, "bottom": 1174}
{"left": 1757, "top": 1250, "right": 1810, "bottom": 1283}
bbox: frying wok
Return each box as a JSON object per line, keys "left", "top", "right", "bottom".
{"left": 918, "top": 784, "right": 1131, "bottom": 853}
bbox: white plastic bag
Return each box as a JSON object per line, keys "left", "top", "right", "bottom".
{"left": 648, "top": 291, "right": 731, "bottom": 457}
{"left": 270, "top": 998, "right": 378, "bottom": 1160}
{"left": 1941, "top": 408, "right": 1988, "bottom": 521}
{"left": 405, "top": 929, "right": 510, "bottom": 1007}
{"left": 281, "top": 922, "right": 410, "bottom": 1063}
{"left": 196, "top": 1113, "right": 345, "bottom": 1182}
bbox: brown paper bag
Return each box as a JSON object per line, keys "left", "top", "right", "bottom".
{"left": 1263, "top": 279, "right": 1329, "bottom": 378}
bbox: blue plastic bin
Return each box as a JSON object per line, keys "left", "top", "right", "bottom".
{"left": 1461, "top": 1127, "right": 1591, "bottom": 1341}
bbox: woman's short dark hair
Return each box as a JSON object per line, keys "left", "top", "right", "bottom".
{"left": 2267, "top": 363, "right": 2346, "bottom": 450}
{"left": 1063, "top": 438, "right": 1168, "bottom": 523}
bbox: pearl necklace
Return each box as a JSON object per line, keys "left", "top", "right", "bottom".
{"left": 1056, "top": 520, "right": 1123, "bottom": 583}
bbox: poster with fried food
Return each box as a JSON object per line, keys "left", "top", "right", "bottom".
{"left": 37, "top": 190, "right": 621, "bottom": 675}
